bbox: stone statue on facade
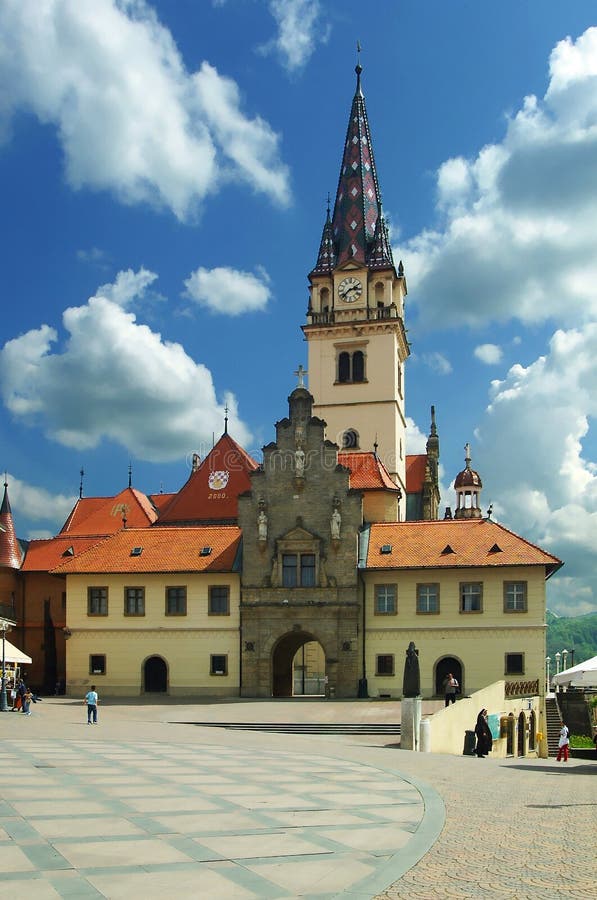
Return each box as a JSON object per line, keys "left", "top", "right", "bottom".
{"left": 331, "top": 505, "right": 341, "bottom": 540}
{"left": 295, "top": 446, "right": 305, "bottom": 477}
{"left": 403, "top": 641, "right": 420, "bottom": 698}
{"left": 257, "top": 509, "right": 267, "bottom": 541}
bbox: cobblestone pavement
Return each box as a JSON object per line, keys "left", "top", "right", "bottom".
{"left": 375, "top": 752, "right": 597, "bottom": 900}
{"left": 0, "top": 698, "right": 595, "bottom": 899}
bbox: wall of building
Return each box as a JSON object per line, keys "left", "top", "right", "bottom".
{"left": 65, "top": 572, "right": 240, "bottom": 697}
{"left": 363, "top": 565, "right": 546, "bottom": 697}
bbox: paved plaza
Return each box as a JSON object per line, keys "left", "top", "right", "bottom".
{"left": 0, "top": 697, "right": 594, "bottom": 898}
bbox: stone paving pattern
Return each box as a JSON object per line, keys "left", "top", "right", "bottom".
{"left": 0, "top": 697, "right": 595, "bottom": 899}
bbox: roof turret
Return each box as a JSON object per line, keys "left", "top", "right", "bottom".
{"left": 0, "top": 481, "right": 23, "bottom": 569}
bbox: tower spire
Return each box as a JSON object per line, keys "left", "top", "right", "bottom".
{"left": 0, "top": 480, "right": 22, "bottom": 569}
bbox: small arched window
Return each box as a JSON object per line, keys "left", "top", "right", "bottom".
{"left": 352, "top": 350, "right": 365, "bottom": 382}
{"left": 342, "top": 429, "right": 359, "bottom": 449}
{"left": 320, "top": 287, "right": 329, "bottom": 311}
{"left": 338, "top": 352, "right": 351, "bottom": 382}
{"left": 375, "top": 281, "right": 384, "bottom": 303}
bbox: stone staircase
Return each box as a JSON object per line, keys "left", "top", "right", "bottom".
{"left": 545, "top": 695, "right": 561, "bottom": 757}
{"left": 179, "top": 722, "right": 401, "bottom": 735}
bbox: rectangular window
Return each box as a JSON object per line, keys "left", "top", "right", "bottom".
{"left": 89, "top": 654, "right": 106, "bottom": 675}
{"left": 209, "top": 585, "right": 230, "bottom": 616}
{"left": 300, "top": 554, "right": 316, "bottom": 587}
{"left": 376, "top": 654, "right": 394, "bottom": 676}
{"left": 87, "top": 587, "right": 108, "bottom": 616}
{"left": 375, "top": 584, "right": 396, "bottom": 615}
{"left": 282, "top": 553, "right": 316, "bottom": 587}
{"left": 460, "top": 582, "right": 482, "bottom": 612}
{"left": 282, "top": 554, "right": 298, "bottom": 588}
{"left": 210, "top": 654, "right": 228, "bottom": 676}
{"left": 504, "top": 582, "right": 527, "bottom": 612}
{"left": 124, "top": 587, "right": 145, "bottom": 616}
{"left": 505, "top": 653, "right": 525, "bottom": 675}
{"left": 417, "top": 583, "right": 439, "bottom": 614}
{"left": 166, "top": 586, "right": 187, "bottom": 616}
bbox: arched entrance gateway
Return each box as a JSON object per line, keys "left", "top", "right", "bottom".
{"left": 272, "top": 632, "right": 326, "bottom": 697}
{"left": 143, "top": 656, "right": 168, "bottom": 693}
{"left": 435, "top": 656, "right": 463, "bottom": 697}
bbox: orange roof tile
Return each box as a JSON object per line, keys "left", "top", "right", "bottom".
{"left": 51, "top": 526, "right": 241, "bottom": 575}
{"left": 21, "top": 536, "right": 104, "bottom": 572}
{"left": 59, "top": 487, "right": 157, "bottom": 536}
{"left": 406, "top": 455, "right": 427, "bottom": 493}
{"left": 365, "top": 519, "right": 562, "bottom": 576}
{"left": 338, "top": 452, "right": 399, "bottom": 491}
{"left": 157, "top": 433, "right": 259, "bottom": 525}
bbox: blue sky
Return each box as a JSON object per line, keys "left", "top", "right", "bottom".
{"left": 1, "top": 1, "right": 595, "bottom": 618}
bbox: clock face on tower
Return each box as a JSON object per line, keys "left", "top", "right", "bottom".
{"left": 338, "top": 276, "right": 362, "bottom": 302}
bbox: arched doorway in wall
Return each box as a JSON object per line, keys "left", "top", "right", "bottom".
{"left": 528, "top": 710, "right": 537, "bottom": 751}
{"left": 143, "top": 656, "right": 168, "bottom": 693}
{"left": 272, "top": 631, "right": 325, "bottom": 697}
{"left": 517, "top": 711, "right": 526, "bottom": 757}
{"left": 435, "top": 657, "right": 463, "bottom": 697}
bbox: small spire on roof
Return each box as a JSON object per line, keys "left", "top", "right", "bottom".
{"left": 79, "top": 467, "right": 84, "bottom": 499}
{"left": 128, "top": 462, "right": 132, "bottom": 489}
{"left": 224, "top": 404, "right": 229, "bottom": 435}
{"left": 355, "top": 42, "right": 363, "bottom": 94}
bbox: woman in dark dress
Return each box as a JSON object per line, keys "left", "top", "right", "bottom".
{"left": 475, "top": 709, "right": 493, "bottom": 757}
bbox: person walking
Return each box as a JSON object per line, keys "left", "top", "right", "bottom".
{"left": 22, "top": 687, "right": 33, "bottom": 715}
{"left": 85, "top": 686, "right": 99, "bottom": 725}
{"left": 443, "top": 673, "right": 459, "bottom": 706}
{"left": 474, "top": 709, "right": 493, "bottom": 757}
{"left": 556, "top": 720, "right": 570, "bottom": 762}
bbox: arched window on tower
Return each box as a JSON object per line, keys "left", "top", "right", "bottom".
{"left": 375, "top": 281, "right": 384, "bottom": 304}
{"left": 336, "top": 347, "right": 367, "bottom": 384}
{"left": 342, "top": 429, "right": 359, "bottom": 450}
{"left": 338, "top": 351, "right": 351, "bottom": 383}
{"left": 352, "top": 350, "right": 365, "bottom": 382}
{"left": 320, "top": 287, "right": 329, "bottom": 314}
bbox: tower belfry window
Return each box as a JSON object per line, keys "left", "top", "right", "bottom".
{"left": 337, "top": 348, "right": 366, "bottom": 383}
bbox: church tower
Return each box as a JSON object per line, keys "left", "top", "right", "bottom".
{"left": 303, "top": 63, "right": 409, "bottom": 500}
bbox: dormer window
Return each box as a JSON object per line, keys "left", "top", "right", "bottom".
{"left": 130, "top": 547, "right": 143, "bottom": 557}
{"left": 380, "top": 544, "right": 392, "bottom": 555}
{"left": 199, "top": 546, "right": 212, "bottom": 557}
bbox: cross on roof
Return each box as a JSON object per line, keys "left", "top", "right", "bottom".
{"left": 294, "top": 365, "right": 308, "bottom": 388}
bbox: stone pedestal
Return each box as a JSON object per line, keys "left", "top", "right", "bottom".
{"left": 401, "top": 697, "right": 422, "bottom": 751}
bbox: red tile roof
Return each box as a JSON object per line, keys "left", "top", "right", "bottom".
{"left": 157, "top": 433, "right": 259, "bottom": 525}
{"left": 59, "top": 488, "right": 158, "bottom": 536}
{"left": 405, "top": 455, "right": 427, "bottom": 493}
{"left": 338, "top": 452, "right": 399, "bottom": 491}
{"left": 51, "top": 526, "right": 241, "bottom": 575}
{"left": 365, "top": 518, "right": 562, "bottom": 576}
{"left": 21, "top": 536, "right": 103, "bottom": 572}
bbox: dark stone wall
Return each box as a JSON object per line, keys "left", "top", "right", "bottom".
{"left": 237, "top": 389, "right": 363, "bottom": 697}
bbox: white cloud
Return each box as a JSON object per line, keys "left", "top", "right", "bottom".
{"left": 474, "top": 323, "right": 597, "bottom": 615}
{"left": 0, "top": 270, "right": 252, "bottom": 461}
{"left": 261, "top": 0, "right": 328, "bottom": 73}
{"left": 474, "top": 343, "right": 503, "bottom": 365}
{"left": 0, "top": 0, "right": 290, "bottom": 219}
{"left": 397, "top": 26, "right": 597, "bottom": 331}
{"left": 5, "top": 474, "right": 75, "bottom": 531}
{"left": 95, "top": 268, "right": 158, "bottom": 308}
{"left": 184, "top": 266, "right": 272, "bottom": 316}
{"left": 422, "top": 352, "right": 452, "bottom": 375}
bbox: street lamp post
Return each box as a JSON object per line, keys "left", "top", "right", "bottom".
{"left": 555, "top": 651, "right": 561, "bottom": 676}
{"left": 562, "top": 648, "right": 568, "bottom": 671}
{"left": 0, "top": 625, "right": 8, "bottom": 712}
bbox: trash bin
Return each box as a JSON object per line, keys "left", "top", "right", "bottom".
{"left": 463, "top": 729, "right": 476, "bottom": 756}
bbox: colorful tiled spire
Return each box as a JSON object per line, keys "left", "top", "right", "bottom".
{"left": 329, "top": 63, "right": 386, "bottom": 268}
{"left": 311, "top": 202, "right": 337, "bottom": 275}
{"left": 0, "top": 481, "right": 22, "bottom": 569}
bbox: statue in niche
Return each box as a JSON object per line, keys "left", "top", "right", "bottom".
{"left": 295, "top": 446, "right": 305, "bottom": 477}
{"left": 257, "top": 509, "right": 267, "bottom": 541}
{"left": 330, "top": 500, "right": 341, "bottom": 540}
{"left": 403, "top": 641, "right": 421, "bottom": 698}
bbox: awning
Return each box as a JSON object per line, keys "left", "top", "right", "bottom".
{"left": 552, "top": 655, "right": 597, "bottom": 688}
{"left": 0, "top": 639, "right": 32, "bottom": 665}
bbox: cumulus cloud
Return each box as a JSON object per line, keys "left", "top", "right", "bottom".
{"left": 184, "top": 266, "right": 272, "bottom": 315}
{"left": 260, "top": 0, "right": 328, "bottom": 73}
{"left": 0, "top": 270, "right": 252, "bottom": 461}
{"left": 474, "top": 343, "right": 503, "bottom": 365}
{"left": 398, "top": 27, "right": 597, "bottom": 331}
{"left": 0, "top": 0, "right": 290, "bottom": 219}
{"left": 473, "top": 323, "right": 597, "bottom": 616}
